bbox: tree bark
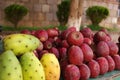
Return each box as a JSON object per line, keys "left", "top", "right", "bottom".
{"left": 67, "top": 0, "right": 84, "bottom": 31}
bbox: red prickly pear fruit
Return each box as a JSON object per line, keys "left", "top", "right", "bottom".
{"left": 80, "top": 43, "right": 94, "bottom": 62}
{"left": 49, "top": 47, "right": 59, "bottom": 59}
{"left": 79, "top": 64, "right": 90, "bottom": 80}
{"left": 93, "top": 31, "right": 109, "bottom": 44}
{"left": 61, "top": 27, "right": 76, "bottom": 40}
{"left": 112, "top": 55, "right": 120, "bottom": 70}
{"left": 43, "top": 40, "right": 52, "bottom": 50}
{"left": 106, "top": 41, "right": 119, "bottom": 56}
{"left": 48, "top": 38, "right": 54, "bottom": 43}
{"left": 60, "top": 58, "right": 69, "bottom": 75}
{"left": 35, "top": 30, "right": 48, "bottom": 42}
{"left": 87, "top": 60, "right": 100, "bottom": 78}
{"left": 38, "top": 50, "right": 48, "bottom": 59}
{"left": 33, "top": 50, "right": 39, "bottom": 58}
{"left": 61, "top": 40, "right": 69, "bottom": 48}
{"left": 67, "top": 31, "right": 84, "bottom": 46}
{"left": 20, "top": 29, "right": 31, "bottom": 34}
{"left": 31, "top": 30, "right": 36, "bottom": 35}
{"left": 80, "top": 27, "right": 94, "bottom": 39}
{"left": 59, "top": 47, "right": 67, "bottom": 60}
{"left": 68, "top": 45, "right": 84, "bottom": 66}
{"left": 105, "top": 56, "right": 115, "bottom": 72}
{"left": 96, "top": 41, "right": 109, "bottom": 57}
{"left": 96, "top": 57, "right": 109, "bottom": 75}
{"left": 47, "top": 28, "right": 59, "bottom": 38}
{"left": 84, "top": 38, "right": 92, "bottom": 45}
{"left": 36, "top": 41, "right": 43, "bottom": 52}
{"left": 64, "top": 64, "right": 80, "bottom": 80}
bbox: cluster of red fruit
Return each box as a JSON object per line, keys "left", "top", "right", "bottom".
{"left": 21, "top": 27, "right": 120, "bottom": 80}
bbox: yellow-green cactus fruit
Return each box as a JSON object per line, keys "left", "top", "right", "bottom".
{"left": 40, "top": 53, "right": 60, "bottom": 80}
{"left": 20, "top": 52, "right": 45, "bottom": 80}
{"left": 3, "top": 34, "right": 40, "bottom": 56}
{"left": 0, "top": 50, "right": 23, "bottom": 80}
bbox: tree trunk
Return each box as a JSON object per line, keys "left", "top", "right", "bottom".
{"left": 67, "top": 0, "right": 84, "bottom": 31}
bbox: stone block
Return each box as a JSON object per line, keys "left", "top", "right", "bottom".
{"left": 21, "top": 0, "right": 29, "bottom": 2}
{"left": 49, "top": 5, "right": 58, "bottom": 12}
{"left": 57, "top": 0, "right": 61, "bottom": 4}
{"left": 38, "top": 13, "right": 45, "bottom": 21}
{"left": 47, "top": 0, "right": 57, "bottom": 5}
{"left": 113, "top": 4, "right": 118, "bottom": 10}
{"left": 105, "top": 17, "right": 112, "bottom": 23}
{"left": 42, "top": 4, "right": 50, "bottom": 13}
{"left": 30, "top": 0, "right": 39, "bottom": 4}
{"left": 41, "top": 21, "right": 50, "bottom": 26}
{"left": 34, "top": 4, "right": 42, "bottom": 12}
{"left": 3, "top": 1, "right": 15, "bottom": 9}
{"left": 39, "top": 0, "right": 47, "bottom": 4}
{"left": 25, "top": 3, "right": 33, "bottom": 9}
{"left": 22, "top": 13, "right": 30, "bottom": 20}
{"left": 33, "top": 21, "right": 41, "bottom": 27}
{"left": 53, "top": 13, "right": 58, "bottom": 21}
{"left": 46, "top": 13, "right": 53, "bottom": 21}
{"left": 50, "top": 21, "right": 59, "bottom": 26}
{"left": 108, "top": 3, "right": 114, "bottom": 9}
{"left": 19, "top": 20, "right": 33, "bottom": 27}
{"left": 33, "top": 13, "right": 39, "bottom": 21}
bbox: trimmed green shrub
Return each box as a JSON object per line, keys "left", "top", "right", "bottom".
{"left": 4, "top": 4, "right": 28, "bottom": 28}
{"left": 87, "top": 24, "right": 104, "bottom": 31}
{"left": 86, "top": 6, "right": 109, "bottom": 25}
{"left": 56, "top": 0, "right": 70, "bottom": 26}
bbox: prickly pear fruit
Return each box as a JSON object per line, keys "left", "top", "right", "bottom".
{"left": 20, "top": 52, "right": 45, "bottom": 80}
{"left": 64, "top": 64, "right": 80, "bottom": 80}
{"left": 40, "top": 53, "right": 60, "bottom": 80}
{"left": 0, "top": 50, "right": 23, "bottom": 80}
{"left": 3, "top": 34, "right": 40, "bottom": 56}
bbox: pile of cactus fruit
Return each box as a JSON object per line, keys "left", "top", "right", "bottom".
{"left": 0, "top": 33, "right": 60, "bottom": 80}
{"left": 1, "top": 26, "right": 120, "bottom": 80}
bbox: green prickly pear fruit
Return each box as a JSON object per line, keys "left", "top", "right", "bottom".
{"left": 40, "top": 53, "right": 60, "bottom": 80}
{"left": 20, "top": 51, "right": 45, "bottom": 80}
{"left": 3, "top": 33, "right": 40, "bottom": 56}
{"left": 0, "top": 50, "right": 23, "bottom": 80}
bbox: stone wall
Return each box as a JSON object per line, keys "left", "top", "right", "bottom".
{"left": 82, "top": 0, "right": 119, "bottom": 28}
{"left": 0, "top": 0, "right": 61, "bottom": 28}
{"left": 0, "top": 0, "right": 119, "bottom": 28}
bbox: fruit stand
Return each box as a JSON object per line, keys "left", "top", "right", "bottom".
{"left": 89, "top": 70, "right": 120, "bottom": 80}
{"left": 1, "top": 37, "right": 120, "bottom": 80}
{"left": 1, "top": 27, "right": 120, "bottom": 80}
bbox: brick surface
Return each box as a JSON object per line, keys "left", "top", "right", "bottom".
{"left": 38, "top": 13, "right": 45, "bottom": 21}
{"left": 21, "top": 0, "right": 29, "bottom": 2}
{"left": 19, "top": 20, "right": 33, "bottom": 27}
{"left": 47, "top": 0, "right": 57, "bottom": 5}
{"left": 53, "top": 13, "right": 58, "bottom": 21}
{"left": 39, "top": 0, "right": 47, "bottom": 4}
{"left": 50, "top": 5, "right": 58, "bottom": 12}
{"left": 46, "top": 13, "right": 53, "bottom": 21}
{"left": 34, "top": 4, "right": 42, "bottom": 12}
{"left": 33, "top": 21, "right": 41, "bottom": 27}
{"left": 0, "top": 0, "right": 119, "bottom": 28}
{"left": 42, "top": 4, "right": 50, "bottom": 13}
{"left": 41, "top": 21, "right": 50, "bottom": 26}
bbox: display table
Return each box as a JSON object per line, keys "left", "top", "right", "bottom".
{"left": 60, "top": 70, "right": 120, "bottom": 80}
{"left": 89, "top": 70, "right": 120, "bottom": 80}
